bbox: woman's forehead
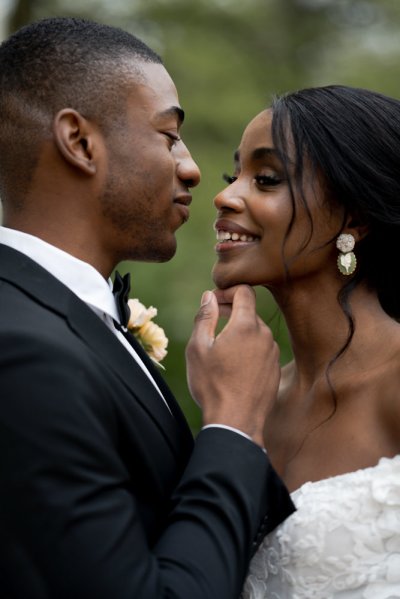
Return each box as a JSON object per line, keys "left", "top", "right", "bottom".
{"left": 237, "top": 109, "right": 278, "bottom": 164}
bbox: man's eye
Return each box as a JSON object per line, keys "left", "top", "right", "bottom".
{"left": 165, "top": 132, "right": 181, "bottom": 144}
{"left": 222, "top": 173, "right": 237, "bottom": 184}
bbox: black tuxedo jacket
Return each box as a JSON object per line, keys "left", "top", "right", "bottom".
{"left": 0, "top": 244, "right": 295, "bottom": 599}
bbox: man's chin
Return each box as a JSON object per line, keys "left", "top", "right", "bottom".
{"left": 155, "top": 248, "right": 176, "bottom": 263}
{"left": 142, "top": 241, "right": 177, "bottom": 263}
{"left": 156, "top": 240, "right": 177, "bottom": 262}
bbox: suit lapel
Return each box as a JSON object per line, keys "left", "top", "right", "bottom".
{"left": 0, "top": 245, "right": 193, "bottom": 461}
{"left": 119, "top": 329, "right": 191, "bottom": 431}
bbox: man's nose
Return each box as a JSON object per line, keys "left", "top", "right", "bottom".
{"left": 175, "top": 143, "right": 201, "bottom": 188}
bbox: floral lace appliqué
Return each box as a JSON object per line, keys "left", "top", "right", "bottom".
{"left": 242, "top": 456, "right": 400, "bottom": 599}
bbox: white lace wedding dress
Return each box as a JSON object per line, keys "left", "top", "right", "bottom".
{"left": 242, "top": 455, "right": 400, "bottom": 599}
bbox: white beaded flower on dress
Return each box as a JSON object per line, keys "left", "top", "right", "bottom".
{"left": 242, "top": 456, "right": 400, "bottom": 599}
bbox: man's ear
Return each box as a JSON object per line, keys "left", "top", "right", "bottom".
{"left": 53, "top": 109, "right": 98, "bottom": 175}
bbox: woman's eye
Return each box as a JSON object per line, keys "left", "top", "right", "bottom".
{"left": 222, "top": 172, "right": 282, "bottom": 186}
{"left": 255, "top": 174, "right": 281, "bottom": 187}
{"left": 222, "top": 173, "right": 238, "bottom": 185}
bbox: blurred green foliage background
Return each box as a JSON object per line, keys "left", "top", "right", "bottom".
{"left": 3, "top": 0, "right": 400, "bottom": 431}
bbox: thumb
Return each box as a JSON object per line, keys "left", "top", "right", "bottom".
{"left": 190, "top": 290, "right": 219, "bottom": 346}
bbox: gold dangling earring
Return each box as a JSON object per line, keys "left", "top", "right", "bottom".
{"left": 336, "top": 233, "right": 357, "bottom": 275}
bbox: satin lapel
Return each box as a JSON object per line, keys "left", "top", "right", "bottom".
{"left": 67, "top": 298, "right": 194, "bottom": 458}
{"left": 120, "top": 330, "right": 192, "bottom": 434}
{"left": 0, "top": 245, "right": 193, "bottom": 460}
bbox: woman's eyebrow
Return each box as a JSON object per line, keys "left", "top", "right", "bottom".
{"left": 251, "top": 147, "right": 277, "bottom": 160}
{"left": 234, "top": 147, "right": 277, "bottom": 163}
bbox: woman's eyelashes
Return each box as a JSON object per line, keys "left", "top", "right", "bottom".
{"left": 255, "top": 174, "right": 282, "bottom": 187}
{"left": 222, "top": 172, "right": 282, "bottom": 187}
{"left": 223, "top": 173, "right": 238, "bottom": 184}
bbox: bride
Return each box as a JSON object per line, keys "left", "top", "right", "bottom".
{"left": 212, "top": 85, "right": 400, "bottom": 598}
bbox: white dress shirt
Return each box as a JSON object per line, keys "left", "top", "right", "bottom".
{"left": 0, "top": 226, "right": 256, "bottom": 444}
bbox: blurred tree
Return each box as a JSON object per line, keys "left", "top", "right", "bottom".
{"left": 8, "top": 0, "right": 33, "bottom": 31}
{"left": 4, "top": 0, "right": 400, "bottom": 430}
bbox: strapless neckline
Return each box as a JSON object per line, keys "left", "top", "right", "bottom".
{"left": 242, "top": 454, "right": 400, "bottom": 599}
{"left": 290, "top": 453, "right": 399, "bottom": 497}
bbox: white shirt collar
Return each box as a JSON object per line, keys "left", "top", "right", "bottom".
{"left": 0, "top": 226, "right": 119, "bottom": 322}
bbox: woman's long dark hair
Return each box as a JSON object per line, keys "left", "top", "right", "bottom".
{"left": 272, "top": 84, "right": 400, "bottom": 319}
{"left": 270, "top": 86, "right": 400, "bottom": 429}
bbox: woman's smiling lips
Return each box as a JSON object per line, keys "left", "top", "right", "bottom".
{"left": 214, "top": 219, "right": 260, "bottom": 252}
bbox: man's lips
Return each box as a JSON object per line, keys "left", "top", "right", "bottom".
{"left": 174, "top": 193, "right": 192, "bottom": 223}
{"left": 174, "top": 193, "right": 192, "bottom": 207}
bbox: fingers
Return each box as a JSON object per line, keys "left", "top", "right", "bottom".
{"left": 213, "top": 285, "right": 255, "bottom": 320}
{"left": 189, "top": 290, "right": 219, "bottom": 346}
{"left": 213, "top": 285, "right": 251, "bottom": 306}
{"left": 189, "top": 285, "right": 257, "bottom": 335}
{"left": 226, "top": 285, "right": 257, "bottom": 327}
{"left": 186, "top": 284, "right": 281, "bottom": 443}
{"left": 217, "top": 304, "right": 232, "bottom": 319}
{"left": 188, "top": 285, "right": 258, "bottom": 350}
{"left": 213, "top": 286, "right": 258, "bottom": 338}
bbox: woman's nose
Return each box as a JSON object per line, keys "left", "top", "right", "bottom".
{"left": 214, "top": 182, "right": 245, "bottom": 212}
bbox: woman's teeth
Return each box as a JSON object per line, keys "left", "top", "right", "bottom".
{"left": 216, "top": 230, "right": 256, "bottom": 242}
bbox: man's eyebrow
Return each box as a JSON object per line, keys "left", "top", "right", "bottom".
{"left": 158, "top": 106, "right": 185, "bottom": 126}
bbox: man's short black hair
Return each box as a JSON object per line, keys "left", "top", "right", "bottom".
{"left": 0, "top": 17, "right": 163, "bottom": 203}
{"left": 0, "top": 17, "right": 162, "bottom": 115}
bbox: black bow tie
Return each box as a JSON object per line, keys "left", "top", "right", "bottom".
{"left": 113, "top": 271, "right": 131, "bottom": 327}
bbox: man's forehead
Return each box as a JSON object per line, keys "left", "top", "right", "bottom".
{"left": 128, "top": 62, "right": 181, "bottom": 108}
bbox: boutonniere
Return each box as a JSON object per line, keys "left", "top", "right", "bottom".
{"left": 127, "top": 298, "right": 168, "bottom": 369}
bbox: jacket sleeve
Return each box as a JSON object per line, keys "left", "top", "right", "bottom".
{"left": 155, "top": 427, "right": 295, "bottom": 598}
{"left": 0, "top": 329, "right": 295, "bottom": 599}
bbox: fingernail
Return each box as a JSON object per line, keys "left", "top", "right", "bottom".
{"left": 200, "top": 291, "right": 212, "bottom": 306}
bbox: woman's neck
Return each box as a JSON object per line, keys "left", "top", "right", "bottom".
{"left": 271, "top": 277, "right": 397, "bottom": 387}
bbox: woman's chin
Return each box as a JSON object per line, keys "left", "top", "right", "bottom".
{"left": 212, "top": 264, "right": 244, "bottom": 289}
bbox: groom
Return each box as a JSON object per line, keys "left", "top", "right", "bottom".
{"left": 0, "top": 17, "right": 294, "bottom": 598}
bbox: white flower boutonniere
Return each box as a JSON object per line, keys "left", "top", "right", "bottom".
{"left": 127, "top": 298, "right": 168, "bottom": 368}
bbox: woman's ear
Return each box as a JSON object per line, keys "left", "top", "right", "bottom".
{"left": 345, "top": 214, "right": 369, "bottom": 242}
{"left": 52, "top": 108, "right": 98, "bottom": 175}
